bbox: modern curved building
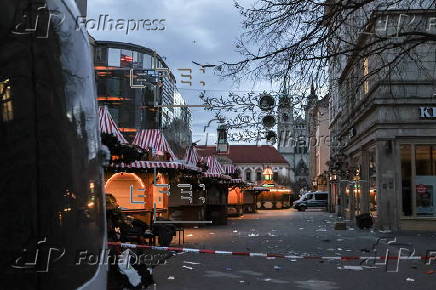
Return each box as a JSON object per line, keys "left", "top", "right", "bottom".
{"left": 92, "top": 41, "right": 192, "bottom": 156}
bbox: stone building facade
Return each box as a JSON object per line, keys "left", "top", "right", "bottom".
{"left": 328, "top": 7, "right": 436, "bottom": 230}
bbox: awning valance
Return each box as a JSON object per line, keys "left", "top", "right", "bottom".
{"left": 110, "top": 161, "right": 194, "bottom": 170}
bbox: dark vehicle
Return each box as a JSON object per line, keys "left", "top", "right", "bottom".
{"left": 293, "top": 191, "right": 329, "bottom": 211}
{"left": 0, "top": 1, "right": 107, "bottom": 289}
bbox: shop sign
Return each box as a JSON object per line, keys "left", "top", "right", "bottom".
{"left": 419, "top": 107, "right": 436, "bottom": 118}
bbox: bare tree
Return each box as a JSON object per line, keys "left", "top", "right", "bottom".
{"left": 218, "top": 0, "right": 436, "bottom": 92}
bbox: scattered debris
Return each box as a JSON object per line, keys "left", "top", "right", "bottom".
{"left": 182, "top": 266, "right": 193, "bottom": 270}
{"left": 362, "top": 266, "right": 378, "bottom": 269}
{"left": 168, "top": 276, "right": 175, "bottom": 280}
{"left": 267, "top": 233, "right": 277, "bottom": 237}
{"left": 337, "top": 248, "right": 343, "bottom": 251}
{"left": 183, "top": 261, "right": 200, "bottom": 265}
{"left": 406, "top": 278, "right": 415, "bottom": 282}
{"left": 343, "top": 266, "right": 364, "bottom": 271}
{"left": 274, "top": 265, "right": 281, "bottom": 271}
{"left": 264, "top": 278, "right": 272, "bottom": 282}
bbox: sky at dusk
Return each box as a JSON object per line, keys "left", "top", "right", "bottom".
{"left": 87, "top": 0, "right": 277, "bottom": 145}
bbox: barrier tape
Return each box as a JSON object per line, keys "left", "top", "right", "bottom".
{"left": 107, "top": 242, "right": 431, "bottom": 261}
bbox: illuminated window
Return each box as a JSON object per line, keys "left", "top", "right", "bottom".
{"left": 1, "top": 79, "right": 13, "bottom": 122}
{"left": 363, "top": 58, "right": 369, "bottom": 95}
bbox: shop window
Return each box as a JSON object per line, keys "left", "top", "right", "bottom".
{"left": 401, "top": 145, "right": 412, "bottom": 216}
{"left": 401, "top": 144, "right": 436, "bottom": 217}
{"left": 415, "top": 145, "right": 436, "bottom": 217}
{"left": 1, "top": 79, "right": 13, "bottom": 122}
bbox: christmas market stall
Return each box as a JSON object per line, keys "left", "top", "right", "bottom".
{"left": 256, "top": 168, "right": 293, "bottom": 209}
{"left": 200, "top": 156, "right": 231, "bottom": 225}
{"left": 224, "top": 164, "right": 250, "bottom": 216}
{"left": 166, "top": 144, "right": 208, "bottom": 223}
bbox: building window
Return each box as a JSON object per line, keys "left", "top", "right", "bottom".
{"left": 108, "top": 48, "right": 121, "bottom": 67}
{"left": 1, "top": 79, "right": 13, "bottom": 122}
{"left": 401, "top": 144, "right": 436, "bottom": 217}
{"left": 273, "top": 172, "right": 279, "bottom": 182}
{"left": 256, "top": 171, "right": 262, "bottom": 182}
{"left": 245, "top": 169, "right": 252, "bottom": 182}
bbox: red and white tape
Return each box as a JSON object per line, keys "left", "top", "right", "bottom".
{"left": 108, "top": 242, "right": 430, "bottom": 261}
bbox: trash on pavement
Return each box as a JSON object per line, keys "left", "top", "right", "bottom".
{"left": 182, "top": 266, "right": 193, "bottom": 270}
{"left": 168, "top": 276, "right": 175, "bottom": 280}
{"left": 343, "top": 266, "right": 364, "bottom": 271}
{"left": 274, "top": 265, "right": 281, "bottom": 270}
{"left": 406, "top": 278, "right": 415, "bottom": 282}
{"left": 183, "top": 261, "right": 200, "bottom": 265}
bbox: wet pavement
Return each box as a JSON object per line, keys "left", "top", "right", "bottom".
{"left": 151, "top": 209, "right": 436, "bottom": 289}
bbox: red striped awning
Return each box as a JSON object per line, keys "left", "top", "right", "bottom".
{"left": 184, "top": 145, "right": 200, "bottom": 167}
{"left": 202, "top": 156, "right": 231, "bottom": 180}
{"left": 99, "top": 106, "right": 128, "bottom": 144}
{"left": 132, "top": 129, "right": 177, "bottom": 161}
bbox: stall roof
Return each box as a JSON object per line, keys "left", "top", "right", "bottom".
{"left": 99, "top": 106, "right": 128, "bottom": 144}
{"left": 132, "top": 129, "right": 177, "bottom": 161}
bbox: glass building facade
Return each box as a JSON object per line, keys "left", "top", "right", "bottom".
{"left": 92, "top": 41, "right": 192, "bottom": 157}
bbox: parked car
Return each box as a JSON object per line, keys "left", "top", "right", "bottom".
{"left": 293, "top": 191, "right": 328, "bottom": 211}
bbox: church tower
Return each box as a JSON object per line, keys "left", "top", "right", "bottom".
{"left": 277, "top": 92, "right": 296, "bottom": 181}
